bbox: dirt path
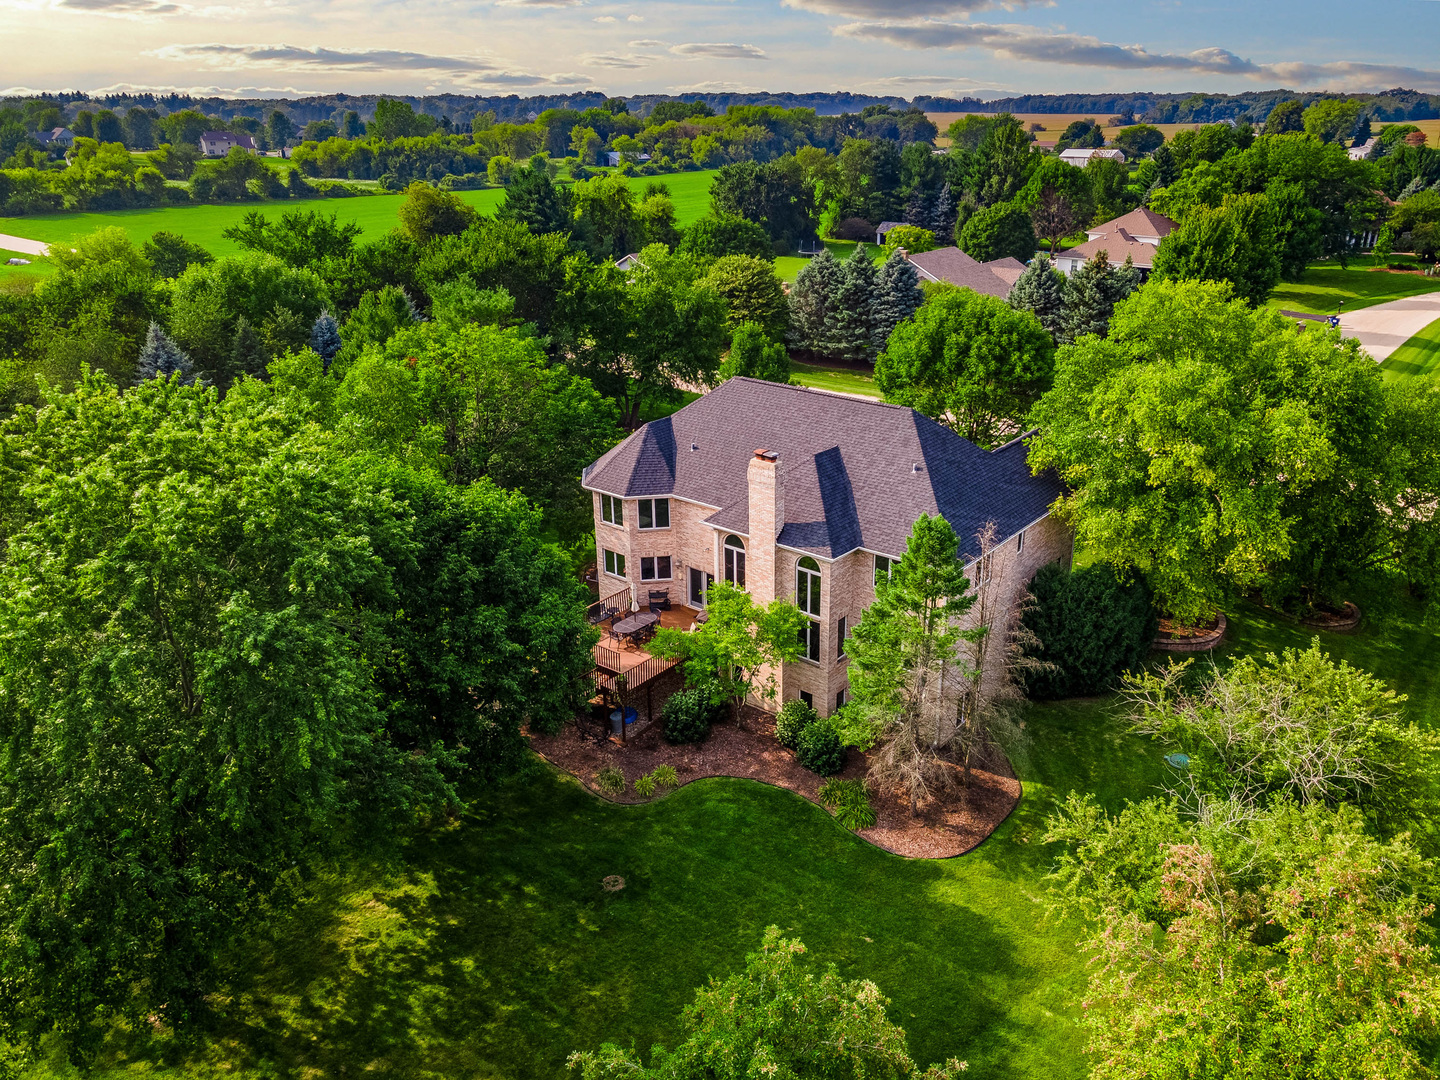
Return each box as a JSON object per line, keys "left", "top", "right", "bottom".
{"left": 1339, "top": 289, "right": 1440, "bottom": 363}
{"left": 0, "top": 233, "right": 49, "bottom": 257}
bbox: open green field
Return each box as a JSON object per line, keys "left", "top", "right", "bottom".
{"left": 1382, "top": 316, "right": 1440, "bottom": 381}
{"left": 1266, "top": 263, "right": 1440, "bottom": 315}
{"left": 30, "top": 583, "right": 1436, "bottom": 1080}
{"left": 0, "top": 169, "right": 720, "bottom": 259}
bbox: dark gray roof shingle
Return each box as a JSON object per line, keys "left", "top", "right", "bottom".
{"left": 584, "top": 379, "right": 1062, "bottom": 562}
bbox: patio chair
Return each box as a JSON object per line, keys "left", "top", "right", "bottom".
{"left": 648, "top": 589, "right": 671, "bottom": 612}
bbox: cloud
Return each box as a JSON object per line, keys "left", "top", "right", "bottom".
{"left": 494, "top": 0, "right": 584, "bottom": 6}
{"left": 581, "top": 53, "right": 647, "bottom": 68}
{"left": 54, "top": 0, "right": 181, "bottom": 13}
{"left": 626, "top": 11, "right": 642, "bottom": 19}
{"left": 628, "top": 39, "right": 666, "bottom": 47}
{"left": 785, "top": 0, "right": 1045, "bottom": 18}
{"left": 669, "top": 42, "right": 768, "bottom": 60}
{"left": 671, "top": 80, "right": 766, "bottom": 93}
{"left": 87, "top": 80, "right": 326, "bottom": 96}
{"left": 151, "top": 43, "right": 501, "bottom": 73}
{"left": 593, "top": 14, "right": 616, "bottom": 21}
{"left": 834, "top": 20, "right": 1440, "bottom": 88}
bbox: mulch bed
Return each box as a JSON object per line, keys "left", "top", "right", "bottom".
{"left": 526, "top": 706, "right": 1021, "bottom": 860}
{"left": 1300, "top": 601, "right": 1362, "bottom": 631}
{"left": 1154, "top": 612, "right": 1227, "bottom": 652}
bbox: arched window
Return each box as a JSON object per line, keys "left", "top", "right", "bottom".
{"left": 724, "top": 534, "right": 746, "bottom": 588}
{"left": 797, "top": 557, "right": 821, "bottom": 662}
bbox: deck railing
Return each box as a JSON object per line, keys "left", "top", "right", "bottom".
{"left": 586, "top": 584, "right": 633, "bottom": 626}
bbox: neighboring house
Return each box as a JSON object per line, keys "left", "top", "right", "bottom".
{"left": 198, "top": 131, "right": 258, "bottom": 157}
{"left": 582, "top": 378, "right": 1071, "bottom": 716}
{"left": 614, "top": 252, "right": 643, "bottom": 271}
{"left": 45, "top": 127, "right": 75, "bottom": 148}
{"left": 1058, "top": 147, "right": 1126, "bottom": 168}
{"left": 875, "top": 221, "right": 906, "bottom": 245}
{"left": 1050, "top": 207, "right": 1178, "bottom": 276}
{"left": 903, "top": 246, "right": 1023, "bottom": 299}
{"left": 605, "top": 150, "right": 652, "bottom": 167}
{"left": 1348, "top": 137, "right": 1378, "bottom": 161}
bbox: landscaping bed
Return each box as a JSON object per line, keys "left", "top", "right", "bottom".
{"left": 527, "top": 706, "right": 1020, "bottom": 859}
{"left": 1154, "top": 612, "right": 1226, "bottom": 652}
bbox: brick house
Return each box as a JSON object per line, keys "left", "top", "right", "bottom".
{"left": 581, "top": 378, "right": 1072, "bottom": 717}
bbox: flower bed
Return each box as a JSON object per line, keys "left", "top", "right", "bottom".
{"left": 1154, "top": 612, "right": 1227, "bottom": 652}
{"left": 527, "top": 707, "right": 1020, "bottom": 859}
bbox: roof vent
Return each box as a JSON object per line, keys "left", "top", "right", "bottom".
{"left": 691, "top": 442, "right": 698, "bottom": 452}
{"left": 912, "top": 462, "right": 923, "bottom": 473}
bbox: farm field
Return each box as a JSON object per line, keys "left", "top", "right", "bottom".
{"left": 31, "top": 582, "right": 1438, "bottom": 1080}
{"left": 0, "top": 169, "right": 721, "bottom": 260}
{"left": 1265, "top": 263, "right": 1440, "bottom": 315}
{"left": 1382, "top": 316, "right": 1440, "bottom": 381}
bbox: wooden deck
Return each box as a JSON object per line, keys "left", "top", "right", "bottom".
{"left": 594, "top": 605, "right": 702, "bottom": 674}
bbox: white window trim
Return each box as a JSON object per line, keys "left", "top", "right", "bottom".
{"left": 639, "top": 555, "right": 674, "bottom": 582}
{"left": 637, "top": 497, "right": 672, "bottom": 531}
{"left": 602, "top": 548, "right": 627, "bottom": 579}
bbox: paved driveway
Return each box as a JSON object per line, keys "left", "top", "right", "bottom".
{"left": 0, "top": 233, "right": 49, "bottom": 257}
{"left": 1338, "top": 289, "right": 1440, "bottom": 363}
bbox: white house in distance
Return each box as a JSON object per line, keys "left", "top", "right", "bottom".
{"left": 1348, "top": 137, "right": 1378, "bottom": 161}
{"left": 1049, "top": 207, "right": 1178, "bottom": 277}
{"left": 1058, "top": 147, "right": 1126, "bottom": 168}
{"left": 199, "top": 131, "right": 258, "bottom": 157}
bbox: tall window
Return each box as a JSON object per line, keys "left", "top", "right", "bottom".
{"left": 638, "top": 498, "right": 670, "bottom": 530}
{"left": 640, "top": 555, "right": 672, "bottom": 581}
{"left": 603, "top": 548, "right": 626, "bottom": 577}
{"left": 1016, "top": 529, "right": 1025, "bottom": 553}
{"left": 837, "top": 616, "right": 846, "bottom": 659}
{"left": 797, "top": 556, "right": 821, "bottom": 662}
{"left": 601, "top": 494, "right": 623, "bottom": 526}
{"left": 724, "top": 535, "right": 746, "bottom": 588}
{"left": 874, "top": 554, "right": 893, "bottom": 586}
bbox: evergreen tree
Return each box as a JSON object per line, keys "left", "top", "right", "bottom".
{"left": 787, "top": 247, "right": 844, "bottom": 355}
{"left": 833, "top": 243, "right": 878, "bottom": 364}
{"left": 1007, "top": 255, "right": 1067, "bottom": 342}
{"left": 310, "top": 310, "right": 342, "bottom": 371}
{"left": 873, "top": 249, "right": 924, "bottom": 353}
{"left": 928, "top": 182, "right": 957, "bottom": 240}
{"left": 134, "top": 321, "right": 193, "bottom": 385}
{"left": 230, "top": 316, "right": 268, "bottom": 381}
{"left": 1059, "top": 252, "right": 1127, "bottom": 345}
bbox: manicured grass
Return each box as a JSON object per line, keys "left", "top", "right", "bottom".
{"left": 775, "top": 240, "right": 861, "bottom": 283}
{"left": 791, "top": 360, "right": 880, "bottom": 398}
{"left": 42, "top": 579, "right": 1437, "bottom": 1080}
{"left": 1381, "top": 316, "right": 1440, "bottom": 382}
{"left": 0, "top": 170, "right": 720, "bottom": 258}
{"left": 0, "top": 249, "right": 51, "bottom": 279}
{"left": 1266, "top": 263, "right": 1440, "bottom": 316}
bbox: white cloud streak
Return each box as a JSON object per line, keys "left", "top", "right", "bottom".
{"left": 786, "top": 0, "right": 1046, "bottom": 19}
{"left": 669, "top": 42, "right": 768, "bottom": 60}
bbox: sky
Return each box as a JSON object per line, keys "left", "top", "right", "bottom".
{"left": 3, "top": 0, "right": 1440, "bottom": 101}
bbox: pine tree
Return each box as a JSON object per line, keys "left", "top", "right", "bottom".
{"left": 832, "top": 243, "right": 878, "bottom": 364}
{"left": 310, "top": 310, "right": 342, "bottom": 371}
{"left": 134, "top": 321, "right": 193, "bottom": 385}
{"left": 929, "top": 183, "right": 956, "bottom": 241}
{"left": 1007, "top": 255, "right": 1067, "bottom": 342}
{"left": 788, "top": 247, "right": 844, "bottom": 355}
{"left": 1059, "top": 252, "right": 1124, "bottom": 345}
{"left": 230, "top": 316, "right": 269, "bottom": 382}
{"left": 873, "top": 249, "right": 924, "bottom": 354}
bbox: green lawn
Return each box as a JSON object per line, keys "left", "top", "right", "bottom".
{"left": 0, "top": 170, "right": 719, "bottom": 258}
{"left": 1266, "top": 263, "right": 1440, "bottom": 316}
{"left": 775, "top": 240, "right": 861, "bottom": 283}
{"left": 791, "top": 360, "right": 880, "bottom": 398}
{"left": 0, "top": 249, "right": 51, "bottom": 282}
{"left": 1381, "top": 317, "right": 1440, "bottom": 382}
{"left": 36, "top": 583, "right": 1438, "bottom": 1080}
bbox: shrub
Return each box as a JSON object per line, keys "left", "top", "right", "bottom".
{"left": 633, "top": 773, "right": 657, "bottom": 798}
{"left": 1019, "top": 561, "right": 1158, "bottom": 699}
{"left": 663, "top": 687, "right": 719, "bottom": 745}
{"left": 797, "top": 720, "right": 846, "bottom": 776}
{"left": 596, "top": 767, "right": 625, "bottom": 795}
{"left": 775, "top": 698, "right": 817, "bottom": 750}
{"left": 831, "top": 217, "right": 876, "bottom": 242}
{"left": 651, "top": 764, "right": 679, "bottom": 791}
{"left": 818, "top": 778, "right": 877, "bottom": 831}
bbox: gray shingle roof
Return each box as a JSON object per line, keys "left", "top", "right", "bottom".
{"left": 905, "top": 246, "right": 1016, "bottom": 298}
{"left": 583, "top": 378, "right": 1062, "bottom": 562}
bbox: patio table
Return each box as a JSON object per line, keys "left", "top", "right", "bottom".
{"left": 611, "top": 610, "right": 660, "bottom": 645}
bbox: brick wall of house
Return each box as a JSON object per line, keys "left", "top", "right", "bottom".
{"left": 594, "top": 491, "right": 729, "bottom": 609}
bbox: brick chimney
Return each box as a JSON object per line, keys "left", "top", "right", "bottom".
{"left": 747, "top": 449, "right": 782, "bottom": 604}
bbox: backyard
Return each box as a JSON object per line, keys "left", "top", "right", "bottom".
{"left": 24, "top": 580, "right": 1437, "bottom": 1080}
{"left": 1384, "top": 316, "right": 1440, "bottom": 380}
{"left": 1265, "top": 261, "right": 1440, "bottom": 315}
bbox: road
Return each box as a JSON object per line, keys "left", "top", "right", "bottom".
{"left": 0, "top": 233, "right": 49, "bottom": 257}
{"left": 1338, "top": 289, "right": 1440, "bottom": 363}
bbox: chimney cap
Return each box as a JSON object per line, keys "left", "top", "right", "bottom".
{"left": 754, "top": 449, "right": 777, "bottom": 462}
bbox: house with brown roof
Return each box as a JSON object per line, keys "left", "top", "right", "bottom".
{"left": 903, "top": 246, "right": 1026, "bottom": 299}
{"left": 582, "top": 378, "right": 1072, "bottom": 716}
{"left": 1050, "top": 207, "right": 1177, "bottom": 277}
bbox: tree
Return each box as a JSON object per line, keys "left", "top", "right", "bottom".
{"left": 842, "top": 514, "right": 982, "bottom": 814}
{"left": 717, "top": 322, "right": 790, "bottom": 384}
{"left": 370, "top": 98, "right": 436, "bottom": 141}
{"left": 266, "top": 109, "right": 294, "bottom": 149}
{"left": 568, "top": 927, "right": 968, "bottom": 1080}
{"left": 1030, "top": 186, "right": 1079, "bottom": 254}
{"left": 635, "top": 186, "right": 680, "bottom": 250}
{"left": 1151, "top": 192, "right": 1283, "bottom": 305}
{"left": 222, "top": 209, "right": 362, "bottom": 269}
{"left": 341, "top": 110, "right": 363, "bottom": 139}
{"left": 569, "top": 124, "right": 601, "bottom": 163}
{"left": 1112, "top": 123, "right": 1165, "bottom": 159}
{"left": 309, "top": 310, "right": 341, "bottom": 369}
{"left": 140, "top": 230, "right": 212, "bottom": 280}
{"left": 678, "top": 213, "right": 774, "bottom": 262}
{"left": 134, "top": 320, "right": 193, "bottom": 384}
{"left": 702, "top": 254, "right": 789, "bottom": 341}
{"left": 880, "top": 224, "right": 938, "bottom": 255}
{"left": 121, "top": 107, "right": 157, "bottom": 150}
{"left": 710, "top": 157, "right": 817, "bottom": 252}
{"left": 832, "top": 242, "right": 878, "bottom": 363}
{"left": 1264, "top": 99, "right": 1305, "bottom": 135}
{"left": 1303, "top": 98, "right": 1365, "bottom": 144}
{"left": 957, "top": 199, "right": 1035, "bottom": 262}
{"left": 787, "top": 246, "right": 844, "bottom": 355}
{"left": 497, "top": 158, "right": 572, "bottom": 236}
{"left": 876, "top": 287, "right": 1055, "bottom": 449}
{"left": 1058, "top": 250, "right": 1137, "bottom": 343}
{"left": 1027, "top": 278, "right": 1437, "bottom": 624}
{"left": 1006, "top": 255, "right": 1066, "bottom": 341}
{"left": 873, "top": 248, "right": 924, "bottom": 353}
{"left": 229, "top": 316, "right": 268, "bottom": 381}
{"left": 1055, "top": 118, "right": 1103, "bottom": 154}
{"left": 570, "top": 172, "right": 640, "bottom": 259}
{"left": 396, "top": 182, "right": 476, "bottom": 244}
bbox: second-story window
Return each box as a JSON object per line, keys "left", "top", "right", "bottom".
{"left": 601, "top": 494, "right": 623, "bottom": 526}
{"left": 797, "top": 556, "right": 822, "bottom": 663}
{"left": 638, "top": 498, "right": 670, "bottom": 529}
{"left": 724, "top": 535, "right": 746, "bottom": 588}
{"left": 874, "top": 554, "right": 893, "bottom": 586}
